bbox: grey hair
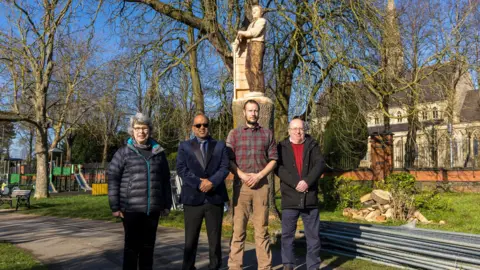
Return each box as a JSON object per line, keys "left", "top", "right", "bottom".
{"left": 128, "top": 112, "right": 153, "bottom": 136}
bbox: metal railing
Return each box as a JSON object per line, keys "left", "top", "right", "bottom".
{"left": 318, "top": 221, "right": 480, "bottom": 269}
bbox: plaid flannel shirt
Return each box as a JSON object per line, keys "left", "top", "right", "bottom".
{"left": 226, "top": 124, "right": 278, "bottom": 174}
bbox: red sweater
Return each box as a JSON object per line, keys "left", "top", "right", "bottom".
{"left": 291, "top": 143, "right": 304, "bottom": 177}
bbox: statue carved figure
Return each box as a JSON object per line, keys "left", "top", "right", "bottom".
{"left": 234, "top": 5, "right": 267, "bottom": 93}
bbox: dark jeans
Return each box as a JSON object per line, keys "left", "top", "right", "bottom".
{"left": 182, "top": 203, "right": 224, "bottom": 270}
{"left": 122, "top": 212, "right": 160, "bottom": 270}
{"left": 281, "top": 208, "right": 321, "bottom": 270}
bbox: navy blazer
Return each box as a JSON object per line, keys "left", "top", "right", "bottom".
{"left": 176, "top": 138, "right": 230, "bottom": 206}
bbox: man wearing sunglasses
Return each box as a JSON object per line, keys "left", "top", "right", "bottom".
{"left": 176, "top": 113, "right": 230, "bottom": 270}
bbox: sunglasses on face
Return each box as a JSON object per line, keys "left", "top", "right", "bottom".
{"left": 193, "top": 123, "right": 209, "bottom": 128}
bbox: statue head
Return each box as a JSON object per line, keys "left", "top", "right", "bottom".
{"left": 252, "top": 5, "right": 263, "bottom": 19}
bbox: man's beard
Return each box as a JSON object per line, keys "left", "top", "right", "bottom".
{"left": 246, "top": 118, "right": 258, "bottom": 125}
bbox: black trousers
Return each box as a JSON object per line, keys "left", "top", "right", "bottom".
{"left": 182, "top": 203, "right": 224, "bottom": 270}
{"left": 122, "top": 212, "right": 160, "bottom": 270}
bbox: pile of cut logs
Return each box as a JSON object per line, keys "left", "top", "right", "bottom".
{"left": 342, "top": 189, "right": 433, "bottom": 224}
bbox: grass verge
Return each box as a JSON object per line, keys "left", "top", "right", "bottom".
{"left": 0, "top": 242, "right": 46, "bottom": 270}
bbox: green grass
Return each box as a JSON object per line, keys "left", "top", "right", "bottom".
{"left": 416, "top": 193, "right": 480, "bottom": 234}
{"left": 0, "top": 243, "right": 46, "bottom": 270}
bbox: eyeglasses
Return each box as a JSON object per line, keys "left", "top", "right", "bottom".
{"left": 193, "top": 123, "right": 209, "bottom": 128}
{"left": 289, "top": 128, "right": 306, "bottom": 132}
{"left": 133, "top": 127, "right": 149, "bottom": 132}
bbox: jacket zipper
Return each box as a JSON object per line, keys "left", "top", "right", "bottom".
{"left": 130, "top": 145, "right": 152, "bottom": 216}
{"left": 145, "top": 158, "right": 151, "bottom": 215}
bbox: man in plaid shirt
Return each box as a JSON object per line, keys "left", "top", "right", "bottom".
{"left": 227, "top": 99, "right": 278, "bottom": 270}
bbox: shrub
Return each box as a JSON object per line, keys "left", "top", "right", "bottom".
{"left": 333, "top": 176, "right": 371, "bottom": 210}
{"left": 319, "top": 176, "right": 337, "bottom": 209}
{"left": 382, "top": 173, "right": 452, "bottom": 220}
{"left": 383, "top": 172, "right": 417, "bottom": 195}
{"left": 381, "top": 173, "right": 417, "bottom": 220}
{"left": 415, "top": 191, "right": 453, "bottom": 211}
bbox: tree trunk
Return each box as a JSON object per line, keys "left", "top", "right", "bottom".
{"left": 274, "top": 69, "right": 294, "bottom": 142}
{"left": 187, "top": 26, "right": 204, "bottom": 114}
{"left": 101, "top": 135, "right": 109, "bottom": 169}
{"left": 34, "top": 129, "right": 49, "bottom": 198}
{"left": 274, "top": 105, "right": 289, "bottom": 143}
{"left": 382, "top": 95, "right": 391, "bottom": 133}
{"left": 405, "top": 82, "right": 419, "bottom": 168}
{"left": 65, "top": 133, "right": 75, "bottom": 163}
{"left": 404, "top": 115, "right": 418, "bottom": 168}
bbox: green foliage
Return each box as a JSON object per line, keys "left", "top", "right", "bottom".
{"left": 334, "top": 176, "right": 372, "bottom": 209}
{"left": 322, "top": 89, "right": 368, "bottom": 170}
{"left": 381, "top": 173, "right": 417, "bottom": 220}
{"left": 167, "top": 152, "right": 178, "bottom": 170}
{"left": 320, "top": 176, "right": 372, "bottom": 210}
{"left": 382, "top": 173, "right": 452, "bottom": 219}
{"left": 415, "top": 191, "right": 453, "bottom": 211}
{"left": 0, "top": 121, "right": 15, "bottom": 159}
{"left": 319, "top": 176, "right": 337, "bottom": 209}
{"left": 209, "top": 110, "right": 233, "bottom": 141}
{"left": 383, "top": 172, "right": 417, "bottom": 195}
{"left": 71, "top": 127, "right": 128, "bottom": 164}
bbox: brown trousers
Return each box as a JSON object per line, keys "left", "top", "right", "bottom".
{"left": 228, "top": 178, "right": 271, "bottom": 270}
{"left": 245, "top": 41, "right": 265, "bottom": 93}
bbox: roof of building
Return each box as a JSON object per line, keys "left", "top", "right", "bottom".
{"left": 460, "top": 90, "right": 480, "bottom": 122}
{"left": 316, "top": 63, "right": 472, "bottom": 118}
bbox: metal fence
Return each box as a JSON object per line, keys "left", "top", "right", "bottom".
{"left": 393, "top": 138, "right": 480, "bottom": 169}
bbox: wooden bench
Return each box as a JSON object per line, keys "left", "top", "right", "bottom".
{"left": 0, "top": 190, "right": 33, "bottom": 210}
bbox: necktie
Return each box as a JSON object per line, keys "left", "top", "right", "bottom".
{"left": 200, "top": 141, "right": 206, "bottom": 163}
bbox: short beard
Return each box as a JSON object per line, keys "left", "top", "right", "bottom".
{"left": 246, "top": 119, "right": 258, "bottom": 125}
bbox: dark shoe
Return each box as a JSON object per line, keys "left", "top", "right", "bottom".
{"left": 283, "top": 265, "right": 294, "bottom": 270}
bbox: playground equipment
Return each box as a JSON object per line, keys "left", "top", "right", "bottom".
{"left": 73, "top": 165, "right": 91, "bottom": 191}
{"left": 0, "top": 158, "right": 24, "bottom": 186}
{"left": 1, "top": 151, "right": 96, "bottom": 193}
{"left": 48, "top": 181, "right": 58, "bottom": 193}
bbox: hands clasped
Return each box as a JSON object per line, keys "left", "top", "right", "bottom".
{"left": 295, "top": 180, "right": 308, "bottom": 193}
{"left": 239, "top": 172, "right": 262, "bottom": 188}
{"left": 199, "top": 178, "right": 213, "bottom": 193}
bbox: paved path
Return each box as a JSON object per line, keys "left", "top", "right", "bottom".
{"left": 0, "top": 211, "right": 336, "bottom": 269}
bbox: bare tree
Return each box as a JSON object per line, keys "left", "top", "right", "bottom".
{"left": 48, "top": 35, "right": 101, "bottom": 151}
{"left": 0, "top": 0, "right": 75, "bottom": 198}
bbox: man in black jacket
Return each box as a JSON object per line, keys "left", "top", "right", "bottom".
{"left": 108, "top": 113, "right": 172, "bottom": 270}
{"left": 276, "top": 118, "right": 325, "bottom": 270}
{"left": 176, "top": 114, "right": 230, "bottom": 270}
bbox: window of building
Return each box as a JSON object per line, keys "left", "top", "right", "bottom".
{"left": 374, "top": 117, "right": 379, "bottom": 124}
{"left": 433, "top": 107, "right": 439, "bottom": 119}
{"left": 452, "top": 138, "right": 458, "bottom": 167}
{"left": 474, "top": 138, "right": 479, "bottom": 157}
{"left": 397, "top": 111, "right": 402, "bottom": 123}
{"left": 474, "top": 137, "right": 479, "bottom": 167}
{"left": 422, "top": 111, "right": 427, "bottom": 120}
